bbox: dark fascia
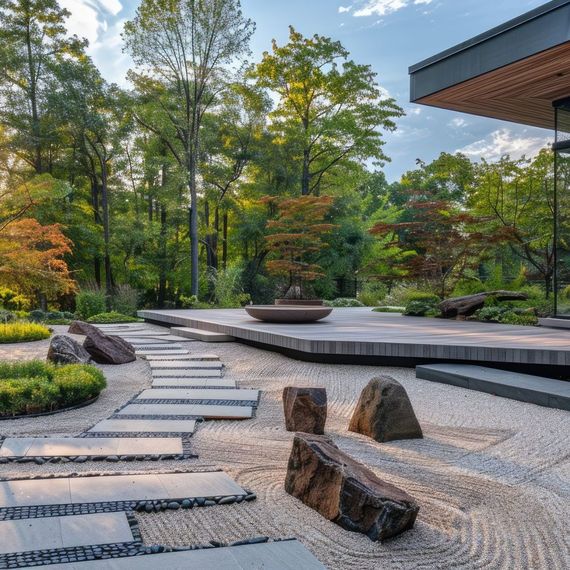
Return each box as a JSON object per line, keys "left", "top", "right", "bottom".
{"left": 409, "top": 0, "right": 570, "bottom": 101}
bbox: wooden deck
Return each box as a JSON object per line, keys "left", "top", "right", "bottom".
{"left": 139, "top": 308, "right": 570, "bottom": 378}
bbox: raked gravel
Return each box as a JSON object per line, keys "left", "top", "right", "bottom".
{"left": 0, "top": 325, "right": 568, "bottom": 569}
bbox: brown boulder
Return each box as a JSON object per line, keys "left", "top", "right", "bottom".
{"left": 283, "top": 387, "right": 327, "bottom": 434}
{"left": 349, "top": 376, "right": 422, "bottom": 443}
{"left": 69, "top": 320, "right": 135, "bottom": 365}
{"left": 47, "top": 335, "right": 92, "bottom": 365}
{"left": 285, "top": 433, "right": 419, "bottom": 541}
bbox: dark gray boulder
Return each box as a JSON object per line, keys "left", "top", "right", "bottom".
{"left": 349, "top": 376, "right": 423, "bottom": 443}
{"left": 285, "top": 433, "right": 419, "bottom": 541}
{"left": 283, "top": 387, "right": 327, "bottom": 434}
{"left": 47, "top": 335, "right": 92, "bottom": 365}
{"left": 69, "top": 320, "right": 135, "bottom": 365}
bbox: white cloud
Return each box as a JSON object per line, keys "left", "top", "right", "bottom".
{"left": 457, "top": 128, "right": 551, "bottom": 162}
{"left": 338, "top": 5, "right": 352, "bottom": 13}
{"left": 353, "top": 0, "right": 432, "bottom": 17}
{"left": 449, "top": 117, "right": 468, "bottom": 128}
{"left": 60, "top": 1, "right": 123, "bottom": 45}
{"left": 407, "top": 107, "right": 422, "bottom": 116}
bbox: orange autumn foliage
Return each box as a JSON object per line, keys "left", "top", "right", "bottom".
{"left": 0, "top": 218, "right": 76, "bottom": 298}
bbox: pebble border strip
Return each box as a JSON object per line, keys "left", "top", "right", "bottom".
{"left": 0, "top": 491, "right": 257, "bottom": 522}
{"left": 0, "top": 513, "right": 142, "bottom": 569}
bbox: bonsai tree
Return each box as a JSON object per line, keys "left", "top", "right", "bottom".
{"left": 263, "top": 195, "right": 336, "bottom": 299}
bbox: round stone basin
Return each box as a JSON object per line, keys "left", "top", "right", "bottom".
{"left": 245, "top": 305, "right": 333, "bottom": 323}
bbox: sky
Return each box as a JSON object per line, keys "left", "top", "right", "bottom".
{"left": 60, "top": 0, "right": 554, "bottom": 181}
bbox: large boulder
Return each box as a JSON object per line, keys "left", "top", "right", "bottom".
{"left": 283, "top": 387, "right": 327, "bottom": 434}
{"left": 285, "top": 433, "right": 419, "bottom": 541}
{"left": 69, "top": 320, "right": 135, "bottom": 365}
{"left": 47, "top": 335, "right": 92, "bottom": 365}
{"left": 349, "top": 376, "right": 423, "bottom": 443}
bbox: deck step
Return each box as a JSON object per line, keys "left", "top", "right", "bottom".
{"left": 88, "top": 419, "right": 196, "bottom": 434}
{"left": 0, "top": 512, "right": 134, "bottom": 555}
{"left": 136, "top": 388, "right": 258, "bottom": 403}
{"left": 171, "top": 326, "right": 235, "bottom": 342}
{"left": 0, "top": 472, "right": 246, "bottom": 508}
{"left": 0, "top": 437, "right": 183, "bottom": 458}
{"left": 26, "top": 539, "right": 325, "bottom": 569}
{"left": 116, "top": 403, "right": 252, "bottom": 419}
{"left": 416, "top": 364, "right": 570, "bottom": 411}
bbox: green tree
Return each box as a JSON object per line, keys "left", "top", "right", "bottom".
{"left": 251, "top": 27, "right": 403, "bottom": 196}
{"left": 123, "top": 0, "right": 255, "bottom": 298}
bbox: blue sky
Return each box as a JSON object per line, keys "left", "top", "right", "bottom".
{"left": 61, "top": 0, "right": 553, "bottom": 181}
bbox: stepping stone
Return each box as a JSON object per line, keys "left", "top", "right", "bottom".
{"left": 171, "top": 326, "right": 235, "bottom": 342}
{"left": 88, "top": 419, "right": 196, "bottom": 434}
{"left": 134, "top": 344, "right": 185, "bottom": 350}
{"left": 136, "top": 350, "right": 190, "bottom": 357}
{"left": 111, "top": 330, "right": 170, "bottom": 337}
{"left": 152, "top": 369, "right": 223, "bottom": 378}
{"left": 0, "top": 512, "right": 134, "bottom": 555}
{"left": 117, "top": 403, "right": 253, "bottom": 419}
{"left": 0, "top": 437, "right": 183, "bottom": 458}
{"left": 22, "top": 539, "right": 326, "bottom": 569}
{"left": 143, "top": 353, "right": 219, "bottom": 360}
{"left": 148, "top": 361, "right": 223, "bottom": 370}
{"left": 151, "top": 378, "right": 236, "bottom": 388}
{"left": 0, "top": 472, "right": 246, "bottom": 508}
{"left": 136, "top": 388, "right": 259, "bottom": 402}
{"left": 416, "top": 364, "right": 570, "bottom": 411}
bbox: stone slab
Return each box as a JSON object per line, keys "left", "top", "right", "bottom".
{"left": 148, "top": 361, "right": 223, "bottom": 370}
{"left": 117, "top": 403, "right": 253, "bottom": 419}
{"left": 171, "top": 326, "right": 235, "bottom": 342}
{"left": 111, "top": 331, "right": 170, "bottom": 337}
{"left": 0, "top": 437, "right": 183, "bottom": 457}
{"left": 151, "top": 378, "right": 236, "bottom": 388}
{"left": 416, "top": 364, "right": 570, "bottom": 411}
{"left": 0, "top": 512, "right": 134, "bottom": 554}
{"left": 136, "top": 351, "right": 190, "bottom": 357}
{"left": 152, "top": 369, "right": 223, "bottom": 378}
{"left": 0, "top": 472, "right": 246, "bottom": 508}
{"left": 127, "top": 336, "right": 192, "bottom": 343}
{"left": 19, "top": 539, "right": 325, "bottom": 569}
{"left": 88, "top": 419, "right": 196, "bottom": 434}
{"left": 134, "top": 344, "right": 185, "bottom": 350}
{"left": 136, "top": 389, "right": 258, "bottom": 402}
{"left": 143, "top": 353, "right": 219, "bottom": 360}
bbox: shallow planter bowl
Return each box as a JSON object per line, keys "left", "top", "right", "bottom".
{"left": 274, "top": 299, "right": 324, "bottom": 306}
{"left": 245, "top": 305, "right": 333, "bottom": 323}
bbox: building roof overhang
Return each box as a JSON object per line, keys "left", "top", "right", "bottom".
{"left": 409, "top": 0, "right": 570, "bottom": 130}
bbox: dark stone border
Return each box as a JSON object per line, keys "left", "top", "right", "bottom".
{"left": 0, "top": 396, "right": 100, "bottom": 421}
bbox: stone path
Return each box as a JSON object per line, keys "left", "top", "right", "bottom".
{"left": 17, "top": 540, "right": 325, "bottom": 569}
{"left": 0, "top": 323, "right": 296, "bottom": 569}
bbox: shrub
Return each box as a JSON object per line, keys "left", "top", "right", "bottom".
{"left": 324, "top": 298, "right": 364, "bottom": 307}
{"left": 563, "top": 284, "right": 570, "bottom": 300}
{"left": 75, "top": 289, "right": 106, "bottom": 320}
{"left": 86, "top": 311, "right": 141, "bottom": 324}
{"left": 358, "top": 282, "right": 388, "bottom": 306}
{"left": 0, "top": 361, "right": 106, "bottom": 417}
{"left": 372, "top": 306, "right": 405, "bottom": 313}
{"left": 28, "top": 309, "right": 46, "bottom": 322}
{"left": 473, "top": 306, "right": 510, "bottom": 322}
{"left": 0, "top": 310, "right": 16, "bottom": 323}
{"left": 0, "top": 322, "right": 51, "bottom": 343}
{"left": 498, "top": 312, "right": 538, "bottom": 326}
{"left": 0, "top": 287, "right": 31, "bottom": 311}
{"left": 406, "top": 291, "right": 441, "bottom": 303}
{"left": 451, "top": 278, "right": 487, "bottom": 297}
{"left": 209, "top": 265, "right": 251, "bottom": 308}
{"left": 384, "top": 283, "right": 440, "bottom": 307}
{"left": 110, "top": 284, "right": 140, "bottom": 316}
{"left": 404, "top": 299, "right": 441, "bottom": 317}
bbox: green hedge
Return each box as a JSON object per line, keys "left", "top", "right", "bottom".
{"left": 86, "top": 312, "right": 141, "bottom": 324}
{"left": 0, "top": 322, "right": 51, "bottom": 343}
{"left": 0, "top": 361, "right": 106, "bottom": 417}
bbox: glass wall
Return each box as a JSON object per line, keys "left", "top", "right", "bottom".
{"left": 554, "top": 101, "right": 570, "bottom": 316}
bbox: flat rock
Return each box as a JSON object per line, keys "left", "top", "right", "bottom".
{"left": 348, "top": 376, "right": 423, "bottom": 442}
{"left": 152, "top": 369, "right": 223, "bottom": 378}
{"left": 285, "top": 433, "right": 419, "bottom": 541}
{"left": 283, "top": 387, "right": 327, "bottom": 434}
{"left": 22, "top": 539, "right": 326, "bottom": 569}
{"left": 136, "top": 388, "right": 258, "bottom": 402}
{"left": 47, "top": 335, "right": 92, "bottom": 365}
{"left": 0, "top": 512, "right": 133, "bottom": 554}
{"left": 151, "top": 378, "right": 236, "bottom": 388}
{"left": 148, "top": 360, "right": 222, "bottom": 370}
{"left": 88, "top": 418, "right": 197, "bottom": 434}
{"left": 117, "top": 403, "right": 252, "bottom": 419}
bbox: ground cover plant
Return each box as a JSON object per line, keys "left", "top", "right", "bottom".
{"left": 0, "top": 361, "right": 106, "bottom": 417}
{"left": 86, "top": 312, "right": 141, "bottom": 324}
{"left": 0, "top": 322, "right": 51, "bottom": 343}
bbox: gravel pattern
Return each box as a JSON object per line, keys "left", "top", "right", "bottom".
{"left": 0, "top": 328, "right": 568, "bottom": 569}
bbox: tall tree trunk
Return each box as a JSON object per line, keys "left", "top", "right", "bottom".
{"left": 90, "top": 178, "right": 102, "bottom": 287}
{"left": 301, "top": 148, "right": 310, "bottom": 196}
{"left": 100, "top": 159, "right": 113, "bottom": 302}
{"left": 212, "top": 206, "right": 219, "bottom": 271}
{"left": 157, "top": 205, "right": 167, "bottom": 308}
{"left": 204, "top": 200, "right": 212, "bottom": 270}
{"left": 25, "top": 18, "right": 43, "bottom": 174}
{"left": 188, "top": 139, "right": 199, "bottom": 297}
{"left": 222, "top": 212, "right": 228, "bottom": 270}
